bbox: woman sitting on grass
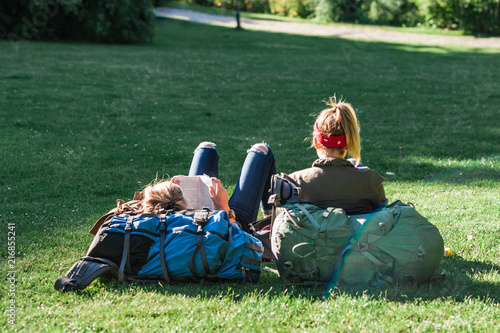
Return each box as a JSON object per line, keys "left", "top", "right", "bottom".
{"left": 117, "top": 142, "right": 276, "bottom": 231}
{"left": 288, "top": 96, "right": 387, "bottom": 214}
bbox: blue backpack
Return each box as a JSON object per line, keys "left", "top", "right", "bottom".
{"left": 55, "top": 209, "right": 263, "bottom": 292}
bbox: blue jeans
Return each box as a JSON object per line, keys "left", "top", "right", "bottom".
{"left": 188, "top": 143, "right": 277, "bottom": 228}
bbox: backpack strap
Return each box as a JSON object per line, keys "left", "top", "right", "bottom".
{"left": 329, "top": 239, "right": 394, "bottom": 288}
{"left": 118, "top": 215, "right": 134, "bottom": 283}
{"left": 214, "top": 222, "right": 235, "bottom": 275}
{"left": 158, "top": 214, "right": 170, "bottom": 283}
{"left": 269, "top": 204, "right": 277, "bottom": 240}
{"left": 329, "top": 243, "right": 353, "bottom": 287}
{"left": 195, "top": 211, "right": 210, "bottom": 275}
{"left": 268, "top": 173, "right": 304, "bottom": 239}
{"left": 220, "top": 223, "right": 233, "bottom": 262}
{"left": 89, "top": 197, "right": 143, "bottom": 235}
{"left": 189, "top": 210, "right": 210, "bottom": 281}
{"left": 294, "top": 203, "right": 321, "bottom": 230}
{"left": 284, "top": 209, "right": 301, "bottom": 229}
{"left": 349, "top": 238, "right": 392, "bottom": 269}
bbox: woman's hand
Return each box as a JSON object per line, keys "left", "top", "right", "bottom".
{"left": 209, "top": 177, "right": 230, "bottom": 212}
{"left": 171, "top": 175, "right": 185, "bottom": 186}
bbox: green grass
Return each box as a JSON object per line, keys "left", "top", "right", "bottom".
{"left": 1, "top": 18, "right": 500, "bottom": 332}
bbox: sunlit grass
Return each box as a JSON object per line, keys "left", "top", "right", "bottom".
{"left": 1, "top": 17, "right": 499, "bottom": 332}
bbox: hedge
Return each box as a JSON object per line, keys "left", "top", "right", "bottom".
{"left": 0, "top": 0, "right": 155, "bottom": 44}
{"left": 428, "top": 0, "right": 500, "bottom": 35}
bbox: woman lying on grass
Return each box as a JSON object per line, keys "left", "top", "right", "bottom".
{"left": 60, "top": 142, "right": 274, "bottom": 291}
{"left": 120, "top": 142, "right": 276, "bottom": 231}
{"left": 288, "top": 96, "right": 387, "bottom": 214}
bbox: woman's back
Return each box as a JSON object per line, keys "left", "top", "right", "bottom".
{"left": 290, "top": 157, "right": 385, "bottom": 215}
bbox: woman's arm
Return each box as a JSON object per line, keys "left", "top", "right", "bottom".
{"left": 371, "top": 171, "right": 388, "bottom": 208}
{"left": 209, "top": 177, "right": 237, "bottom": 224}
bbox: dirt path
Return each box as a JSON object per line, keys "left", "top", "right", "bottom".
{"left": 155, "top": 7, "right": 500, "bottom": 49}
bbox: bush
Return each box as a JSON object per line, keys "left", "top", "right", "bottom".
{"left": 461, "top": 0, "right": 500, "bottom": 35}
{"left": 314, "top": 0, "right": 337, "bottom": 21}
{"left": 245, "top": 0, "right": 272, "bottom": 14}
{"left": 289, "top": 0, "right": 317, "bottom": 17}
{"left": 82, "top": 0, "right": 156, "bottom": 43}
{"left": 272, "top": 0, "right": 317, "bottom": 16}
{"left": 314, "top": 0, "right": 366, "bottom": 22}
{"left": 191, "top": 0, "right": 215, "bottom": 7}
{"left": 269, "top": 0, "right": 316, "bottom": 17}
{"left": 427, "top": 0, "right": 461, "bottom": 28}
{"left": 209, "top": 0, "right": 315, "bottom": 18}
{"left": 0, "top": 0, "right": 155, "bottom": 44}
{"left": 0, "top": 0, "right": 77, "bottom": 41}
{"left": 368, "top": 0, "right": 423, "bottom": 26}
{"left": 428, "top": 0, "right": 500, "bottom": 34}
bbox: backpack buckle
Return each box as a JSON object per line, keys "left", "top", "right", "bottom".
{"left": 354, "top": 242, "right": 373, "bottom": 251}
{"left": 194, "top": 210, "right": 209, "bottom": 224}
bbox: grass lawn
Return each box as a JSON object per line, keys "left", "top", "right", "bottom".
{"left": 1, "top": 17, "right": 500, "bottom": 332}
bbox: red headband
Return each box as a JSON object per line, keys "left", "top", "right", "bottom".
{"left": 313, "top": 122, "right": 347, "bottom": 148}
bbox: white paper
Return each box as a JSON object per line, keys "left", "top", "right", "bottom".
{"left": 178, "top": 175, "right": 214, "bottom": 210}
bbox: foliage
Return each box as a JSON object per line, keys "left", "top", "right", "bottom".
{"left": 268, "top": 0, "right": 317, "bottom": 17}
{"left": 314, "top": 0, "right": 366, "bottom": 22}
{"left": 1, "top": 18, "right": 500, "bottom": 331}
{"left": 244, "top": 0, "right": 271, "bottom": 14}
{"left": 191, "top": 0, "right": 215, "bottom": 7}
{"left": 427, "top": 0, "right": 499, "bottom": 34}
{"left": 173, "top": 0, "right": 500, "bottom": 34}
{"left": 195, "top": 0, "right": 316, "bottom": 17}
{"left": 314, "top": 0, "right": 337, "bottom": 21}
{"left": 427, "top": 0, "right": 461, "bottom": 29}
{"left": 367, "top": 0, "right": 424, "bottom": 26}
{"left": 0, "top": 0, "right": 155, "bottom": 43}
{"left": 461, "top": 0, "right": 500, "bottom": 35}
{"left": 313, "top": 0, "right": 423, "bottom": 25}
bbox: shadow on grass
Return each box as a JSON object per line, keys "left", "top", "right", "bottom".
{"left": 433, "top": 256, "right": 500, "bottom": 303}
{"left": 68, "top": 255, "right": 499, "bottom": 305}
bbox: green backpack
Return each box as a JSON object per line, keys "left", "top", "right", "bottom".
{"left": 270, "top": 201, "right": 444, "bottom": 288}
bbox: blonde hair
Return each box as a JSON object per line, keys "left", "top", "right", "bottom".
{"left": 313, "top": 96, "right": 361, "bottom": 165}
{"left": 140, "top": 180, "right": 190, "bottom": 213}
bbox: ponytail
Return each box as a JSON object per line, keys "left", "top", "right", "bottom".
{"left": 140, "top": 180, "right": 190, "bottom": 213}
{"left": 313, "top": 96, "right": 361, "bottom": 165}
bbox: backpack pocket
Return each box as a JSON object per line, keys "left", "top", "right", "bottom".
{"left": 86, "top": 222, "right": 154, "bottom": 275}
{"left": 217, "top": 224, "right": 263, "bottom": 283}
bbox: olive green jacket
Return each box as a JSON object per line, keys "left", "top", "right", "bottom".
{"left": 289, "top": 158, "right": 386, "bottom": 215}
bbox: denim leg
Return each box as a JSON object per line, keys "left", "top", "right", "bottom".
{"left": 188, "top": 142, "right": 219, "bottom": 178}
{"left": 229, "top": 143, "right": 277, "bottom": 228}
